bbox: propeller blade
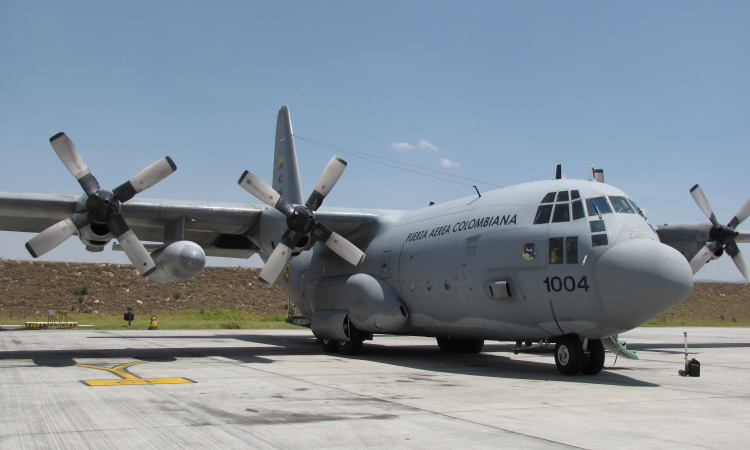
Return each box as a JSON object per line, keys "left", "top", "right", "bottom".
{"left": 238, "top": 170, "right": 294, "bottom": 216}
{"left": 107, "top": 214, "right": 156, "bottom": 276}
{"left": 736, "top": 230, "right": 750, "bottom": 244}
{"left": 728, "top": 197, "right": 750, "bottom": 229}
{"left": 50, "top": 132, "right": 100, "bottom": 196}
{"left": 311, "top": 222, "right": 365, "bottom": 266}
{"left": 690, "top": 184, "right": 720, "bottom": 228}
{"left": 25, "top": 211, "right": 92, "bottom": 258}
{"left": 725, "top": 241, "right": 750, "bottom": 283}
{"left": 113, "top": 157, "right": 176, "bottom": 202}
{"left": 689, "top": 241, "right": 720, "bottom": 275}
{"left": 730, "top": 251, "right": 750, "bottom": 283}
{"left": 306, "top": 156, "right": 347, "bottom": 211}
{"left": 258, "top": 243, "right": 292, "bottom": 287}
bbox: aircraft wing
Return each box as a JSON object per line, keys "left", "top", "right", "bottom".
{"left": 0, "top": 192, "right": 393, "bottom": 258}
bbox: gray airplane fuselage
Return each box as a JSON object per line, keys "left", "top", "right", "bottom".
{"left": 276, "top": 179, "right": 694, "bottom": 342}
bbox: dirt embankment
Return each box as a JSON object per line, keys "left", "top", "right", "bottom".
{"left": 652, "top": 281, "right": 750, "bottom": 324}
{"left": 0, "top": 260, "right": 289, "bottom": 318}
{"left": 1, "top": 260, "right": 749, "bottom": 324}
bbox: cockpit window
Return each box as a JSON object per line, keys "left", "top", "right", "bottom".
{"left": 609, "top": 196, "right": 636, "bottom": 214}
{"left": 551, "top": 203, "right": 570, "bottom": 222}
{"left": 628, "top": 198, "right": 645, "bottom": 217}
{"left": 556, "top": 191, "right": 569, "bottom": 202}
{"left": 534, "top": 205, "right": 553, "bottom": 224}
{"left": 585, "top": 196, "right": 613, "bottom": 216}
{"left": 571, "top": 190, "right": 580, "bottom": 200}
{"left": 572, "top": 200, "right": 585, "bottom": 220}
{"left": 541, "top": 192, "right": 556, "bottom": 203}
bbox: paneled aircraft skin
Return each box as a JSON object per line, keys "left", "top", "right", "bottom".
{"left": 2, "top": 105, "right": 748, "bottom": 376}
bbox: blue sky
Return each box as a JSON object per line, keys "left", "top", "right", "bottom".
{"left": 1, "top": 1, "right": 748, "bottom": 281}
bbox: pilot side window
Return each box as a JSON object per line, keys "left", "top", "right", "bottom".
{"left": 534, "top": 205, "right": 553, "bottom": 224}
{"left": 549, "top": 236, "right": 579, "bottom": 264}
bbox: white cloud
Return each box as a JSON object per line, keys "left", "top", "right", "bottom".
{"left": 389, "top": 142, "right": 414, "bottom": 152}
{"left": 441, "top": 158, "right": 460, "bottom": 168}
{"left": 419, "top": 139, "right": 438, "bottom": 152}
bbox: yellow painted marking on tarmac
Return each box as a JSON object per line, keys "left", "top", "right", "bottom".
{"left": 1, "top": 358, "right": 194, "bottom": 386}
{"left": 78, "top": 361, "right": 194, "bottom": 386}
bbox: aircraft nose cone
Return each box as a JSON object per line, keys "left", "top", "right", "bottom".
{"left": 595, "top": 239, "right": 693, "bottom": 329}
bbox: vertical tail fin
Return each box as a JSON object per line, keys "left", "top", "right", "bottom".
{"left": 272, "top": 106, "right": 304, "bottom": 205}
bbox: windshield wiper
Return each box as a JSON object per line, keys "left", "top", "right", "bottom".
{"left": 592, "top": 203, "right": 603, "bottom": 220}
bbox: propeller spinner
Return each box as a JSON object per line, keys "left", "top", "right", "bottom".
{"left": 25, "top": 133, "right": 177, "bottom": 276}
{"left": 689, "top": 184, "right": 750, "bottom": 282}
{"left": 238, "top": 155, "right": 365, "bottom": 287}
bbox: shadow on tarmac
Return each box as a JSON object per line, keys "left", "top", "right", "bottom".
{"left": 0, "top": 332, "right": 662, "bottom": 387}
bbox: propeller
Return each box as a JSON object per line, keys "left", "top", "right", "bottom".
{"left": 688, "top": 184, "right": 750, "bottom": 282}
{"left": 25, "top": 133, "right": 177, "bottom": 276}
{"left": 238, "top": 155, "right": 365, "bottom": 287}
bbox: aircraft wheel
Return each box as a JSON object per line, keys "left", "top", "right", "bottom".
{"left": 581, "top": 339, "right": 605, "bottom": 375}
{"left": 457, "top": 339, "right": 484, "bottom": 353}
{"left": 337, "top": 336, "right": 364, "bottom": 355}
{"left": 437, "top": 337, "right": 458, "bottom": 351}
{"left": 554, "top": 336, "right": 584, "bottom": 375}
{"left": 321, "top": 338, "right": 339, "bottom": 353}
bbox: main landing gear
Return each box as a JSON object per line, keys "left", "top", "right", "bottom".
{"left": 554, "top": 335, "right": 605, "bottom": 376}
{"left": 318, "top": 322, "right": 367, "bottom": 356}
{"left": 436, "top": 337, "right": 485, "bottom": 353}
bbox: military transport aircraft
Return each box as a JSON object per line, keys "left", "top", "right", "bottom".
{"left": 1, "top": 106, "right": 749, "bottom": 376}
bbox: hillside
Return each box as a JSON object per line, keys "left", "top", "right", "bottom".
{"left": 1, "top": 260, "right": 749, "bottom": 325}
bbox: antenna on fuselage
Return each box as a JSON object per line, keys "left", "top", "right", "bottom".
{"left": 555, "top": 164, "right": 562, "bottom": 180}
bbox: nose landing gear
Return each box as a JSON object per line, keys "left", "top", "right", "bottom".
{"left": 554, "top": 335, "right": 605, "bottom": 375}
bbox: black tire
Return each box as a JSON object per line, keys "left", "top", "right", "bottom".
{"left": 554, "top": 336, "right": 584, "bottom": 375}
{"left": 457, "top": 339, "right": 484, "bottom": 353}
{"left": 581, "top": 339, "right": 605, "bottom": 375}
{"left": 337, "top": 336, "right": 364, "bottom": 355}
{"left": 321, "top": 338, "right": 339, "bottom": 353}
{"left": 437, "top": 337, "right": 458, "bottom": 351}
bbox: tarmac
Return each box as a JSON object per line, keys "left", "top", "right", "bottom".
{"left": 1, "top": 327, "right": 748, "bottom": 449}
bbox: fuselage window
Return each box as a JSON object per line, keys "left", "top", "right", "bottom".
{"left": 542, "top": 192, "right": 556, "bottom": 203}
{"left": 566, "top": 237, "right": 578, "bottom": 264}
{"left": 571, "top": 190, "right": 580, "bottom": 200}
{"left": 556, "top": 191, "right": 569, "bottom": 202}
{"left": 534, "top": 205, "right": 553, "bottom": 224}
{"left": 609, "top": 196, "right": 636, "bottom": 214}
{"left": 551, "top": 203, "right": 570, "bottom": 223}
{"left": 549, "top": 237, "right": 564, "bottom": 264}
{"left": 591, "top": 234, "right": 609, "bottom": 247}
{"left": 585, "top": 196, "right": 613, "bottom": 216}
{"left": 572, "top": 200, "right": 585, "bottom": 220}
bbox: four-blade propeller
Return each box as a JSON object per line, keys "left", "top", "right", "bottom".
{"left": 25, "top": 133, "right": 177, "bottom": 276}
{"left": 238, "top": 155, "right": 365, "bottom": 287}
{"left": 689, "top": 184, "right": 750, "bottom": 282}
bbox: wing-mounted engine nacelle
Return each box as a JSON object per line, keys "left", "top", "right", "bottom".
{"left": 655, "top": 223, "right": 716, "bottom": 262}
{"left": 147, "top": 241, "right": 206, "bottom": 284}
{"left": 309, "top": 273, "right": 409, "bottom": 340}
{"left": 78, "top": 222, "right": 114, "bottom": 252}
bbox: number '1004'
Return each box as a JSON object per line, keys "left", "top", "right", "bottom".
{"left": 543, "top": 276, "right": 590, "bottom": 292}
